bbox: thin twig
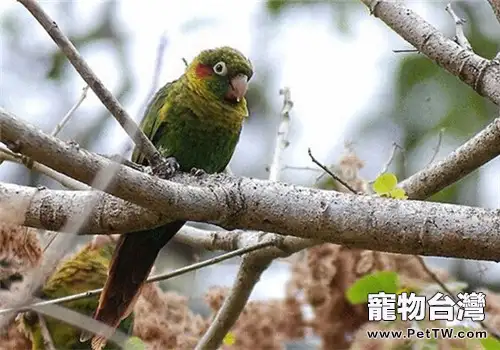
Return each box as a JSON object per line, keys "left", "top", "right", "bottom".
{"left": 37, "top": 312, "right": 56, "bottom": 350}
{"left": 308, "top": 148, "right": 358, "bottom": 194}
{"left": 0, "top": 241, "right": 274, "bottom": 315}
{"left": 43, "top": 84, "right": 91, "bottom": 251}
{"left": 138, "top": 32, "right": 168, "bottom": 118}
{"left": 195, "top": 253, "right": 273, "bottom": 349}
{"left": 0, "top": 84, "right": 89, "bottom": 167}
{"left": 268, "top": 87, "right": 293, "bottom": 182}
{"left": 416, "top": 256, "right": 500, "bottom": 339}
{"left": 0, "top": 146, "right": 90, "bottom": 190}
{"left": 17, "top": 0, "right": 161, "bottom": 167}
{"left": 392, "top": 48, "right": 419, "bottom": 53}
{"left": 0, "top": 83, "right": 91, "bottom": 191}
{"left": 445, "top": 3, "right": 473, "bottom": 51}
{"left": 369, "top": 142, "right": 405, "bottom": 184}
{"left": 51, "top": 85, "right": 90, "bottom": 137}
{"left": 282, "top": 165, "right": 322, "bottom": 172}
{"left": 427, "top": 128, "right": 445, "bottom": 166}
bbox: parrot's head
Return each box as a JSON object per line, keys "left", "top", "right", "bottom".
{"left": 187, "top": 46, "right": 253, "bottom": 106}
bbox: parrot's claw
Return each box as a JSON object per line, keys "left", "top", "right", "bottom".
{"left": 152, "top": 156, "right": 180, "bottom": 179}
{"left": 190, "top": 167, "right": 206, "bottom": 177}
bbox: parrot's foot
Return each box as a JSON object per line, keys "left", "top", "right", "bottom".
{"left": 152, "top": 156, "right": 180, "bottom": 179}
{"left": 190, "top": 167, "right": 206, "bottom": 177}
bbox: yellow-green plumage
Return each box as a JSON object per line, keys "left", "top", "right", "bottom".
{"left": 88, "top": 46, "right": 253, "bottom": 350}
{"left": 18, "top": 238, "right": 134, "bottom": 349}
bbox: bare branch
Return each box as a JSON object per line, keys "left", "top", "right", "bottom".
{"left": 369, "top": 142, "right": 405, "bottom": 184}
{"left": 416, "top": 256, "right": 500, "bottom": 339}
{"left": 138, "top": 32, "right": 168, "bottom": 117}
{"left": 392, "top": 48, "right": 419, "bottom": 53}
{"left": 400, "top": 117, "right": 500, "bottom": 199}
{"left": 445, "top": 3, "right": 473, "bottom": 51}
{"left": 4, "top": 109, "right": 500, "bottom": 260}
{"left": 51, "top": 85, "right": 90, "bottom": 137}
{"left": 0, "top": 83, "right": 90, "bottom": 191}
{"left": 487, "top": 0, "right": 500, "bottom": 25}
{"left": 361, "top": 0, "right": 500, "bottom": 105}
{"left": 0, "top": 115, "right": 136, "bottom": 331}
{"left": 427, "top": 128, "right": 445, "bottom": 166}
{"left": 39, "top": 81, "right": 88, "bottom": 253}
{"left": 282, "top": 165, "right": 321, "bottom": 172}
{"left": 195, "top": 252, "right": 272, "bottom": 350}
{"left": 308, "top": 148, "right": 358, "bottom": 194}
{"left": 0, "top": 241, "right": 275, "bottom": 315}
{"left": 268, "top": 87, "right": 293, "bottom": 181}
{"left": 17, "top": 0, "right": 162, "bottom": 167}
{"left": 0, "top": 147, "right": 90, "bottom": 190}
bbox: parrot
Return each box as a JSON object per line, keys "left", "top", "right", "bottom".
{"left": 81, "top": 46, "right": 253, "bottom": 349}
{"left": 17, "top": 236, "right": 134, "bottom": 349}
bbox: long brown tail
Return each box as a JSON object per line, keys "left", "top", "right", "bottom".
{"left": 80, "top": 221, "right": 185, "bottom": 349}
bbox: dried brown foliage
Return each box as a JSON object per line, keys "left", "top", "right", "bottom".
{"left": 0, "top": 225, "right": 42, "bottom": 282}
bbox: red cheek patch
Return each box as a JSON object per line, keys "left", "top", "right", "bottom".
{"left": 195, "top": 63, "right": 213, "bottom": 78}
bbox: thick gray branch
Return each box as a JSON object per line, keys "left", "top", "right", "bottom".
{"left": 400, "top": 117, "right": 500, "bottom": 199}
{"left": 2, "top": 110, "right": 500, "bottom": 261}
{"left": 361, "top": 0, "right": 500, "bottom": 105}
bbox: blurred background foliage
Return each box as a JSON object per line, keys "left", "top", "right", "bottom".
{"left": 1, "top": 0, "right": 500, "bottom": 343}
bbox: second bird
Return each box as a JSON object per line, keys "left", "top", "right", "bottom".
{"left": 81, "top": 46, "right": 253, "bottom": 350}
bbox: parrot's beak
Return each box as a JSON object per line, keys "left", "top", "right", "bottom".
{"left": 226, "top": 74, "right": 248, "bottom": 103}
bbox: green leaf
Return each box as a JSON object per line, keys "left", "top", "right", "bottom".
{"left": 389, "top": 187, "right": 408, "bottom": 200}
{"left": 124, "top": 336, "right": 147, "bottom": 350}
{"left": 372, "top": 173, "right": 398, "bottom": 195}
{"left": 372, "top": 173, "right": 408, "bottom": 199}
{"left": 480, "top": 336, "right": 500, "bottom": 350}
{"left": 346, "top": 271, "right": 399, "bottom": 304}
{"left": 223, "top": 332, "right": 236, "bottom": 346}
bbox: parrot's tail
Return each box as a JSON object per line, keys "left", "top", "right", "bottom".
{"left": 80, "top": 221, "right": 185, "bottom": 349}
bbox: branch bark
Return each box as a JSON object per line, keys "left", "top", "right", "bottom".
{"left": 2, "top": 108, "right": 500, "bottom": 261}
{"left": 361, "top": 0, "right": 500, "bottom": 105}
{"left": 17, "top": 0, "right": 161, "bottom": 167}
{"left": 487, "top": 0, "right": 500, "bottom": 25}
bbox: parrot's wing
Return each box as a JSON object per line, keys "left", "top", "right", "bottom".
{"left": 132, "top": 81, "right": 176, "bottom": 165}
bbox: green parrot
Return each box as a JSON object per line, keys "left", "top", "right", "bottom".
{"left": 83, "top": 46, "right": 253, "bottom": 349}
{"left": 17, "top": 236, "right": 134, "bottom": 349}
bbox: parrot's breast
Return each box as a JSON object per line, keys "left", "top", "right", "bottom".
{"left": 155, "top": 113, "right": 242, "bottom": 174}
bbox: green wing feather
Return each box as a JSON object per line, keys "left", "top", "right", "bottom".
{"left": 132, "top": 81, "right": 176, "bottom": 165}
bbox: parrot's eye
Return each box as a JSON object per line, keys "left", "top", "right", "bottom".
{"left": 213, "top": 61, "right": 227, "bottom": 76}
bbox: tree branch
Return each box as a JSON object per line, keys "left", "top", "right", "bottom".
{"left": 196, "top": 88, "right": 301, "bottom": 349}
{"left": 17, "top": 0, "right": 162, "bottom": 167}
{"left": 3, "top": 107, "right": 500, "bottom": 260}
{"left": 0, "top": 147, "right": 90, "bottom": 190}
{"left": 487, "top": 0, "right": 500, "bottom": 25}
{"left": 399, "top": 117, "right": 500, "bottom": 199}
{"left": 361, "top": 0, "right": 500, "bottom": 105}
